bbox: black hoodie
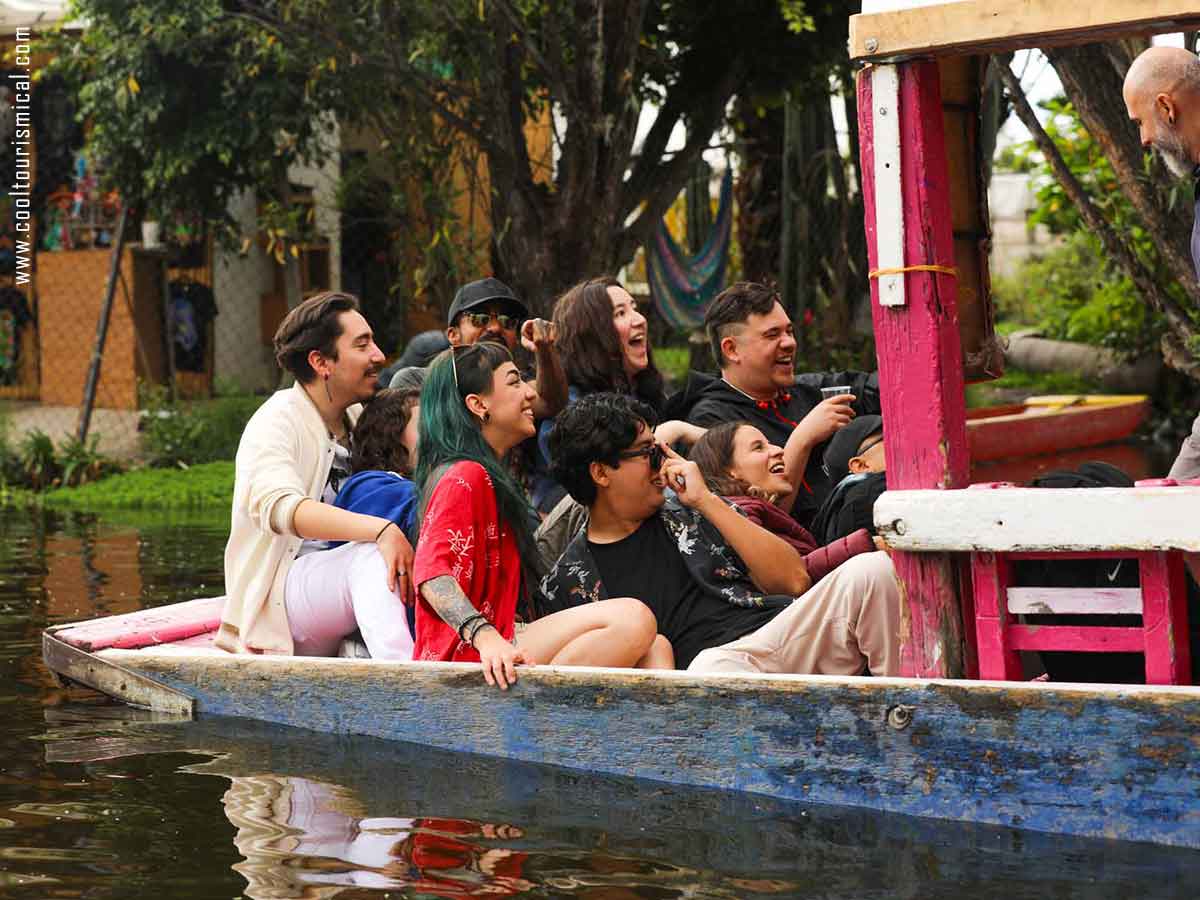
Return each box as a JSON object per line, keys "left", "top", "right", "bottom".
{"left": 668, "top": 369, "right": 881, "bottom": 527}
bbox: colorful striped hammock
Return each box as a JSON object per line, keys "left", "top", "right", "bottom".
{"left": 646, "top": 168, "right": 734, "bottom": 331}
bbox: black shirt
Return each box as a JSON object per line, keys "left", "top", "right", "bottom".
{"left": 587, "top": 517, "right": 785, "bottom": 668}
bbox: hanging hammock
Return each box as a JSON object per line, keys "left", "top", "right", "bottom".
{"left": 646, "top": 167, "right": 734, "bottom": 331}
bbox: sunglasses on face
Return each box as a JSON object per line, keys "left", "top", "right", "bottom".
{"left": 464, "top": 311, "right": 521, "bottom": 331}
{"left": 617, "top": 443, "right": 666, "bottom": 469}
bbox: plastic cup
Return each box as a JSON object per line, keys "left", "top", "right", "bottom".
{"left": 820, "top": 385, "right": 853, "bottom": 401}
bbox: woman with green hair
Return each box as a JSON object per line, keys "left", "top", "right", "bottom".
{"left": 411, "top": 342, "right": 667, "bottom": 688}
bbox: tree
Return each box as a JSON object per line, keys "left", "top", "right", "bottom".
{"left": 230, "top": 0, "right": 855, "bottom": 312}
{"left": 999, "top": 43, "right": 1200, "bottom": 379}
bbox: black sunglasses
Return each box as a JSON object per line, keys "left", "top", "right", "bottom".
{"left": 464, "top": 311, "right": 521, "bottom": 330}
{"left": 617, "top": 443, "right": 665, "bottom": 469}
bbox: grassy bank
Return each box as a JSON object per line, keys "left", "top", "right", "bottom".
{"left": 40, "top": 461, "right": 235, "bottom": 511}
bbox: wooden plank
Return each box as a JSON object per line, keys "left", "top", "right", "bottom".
{"left": 93, "top": 648, "right": 1200, "bottom": 848}
{"left": 1139, "top": 551, "right": 1191, "bottom": 685}
{"left": 1007, "top": 624, "right": 1145, "bottom": 654}
{"left": 42, "top": 632, "right": 194, "bottom": 715}
{"left": 858, "top": 60, "right": 970, "bottom": 678}
{"left": 1007, "top": 587, "right": 1143, "bottom": 615}
{"left": 875, "top": 486, "right": 1200, "bottom": 552}
{"left": 872, "top": 65, "right": 906, "bottom": 307}
{"left": 850, "top": 1, "right": 1200, "bottom": 61}
{"left": 972, "top": 552, "right": 1021, "bottom": 680}
{"left": 52, "top": 595, "right": 224, "bottom": 651}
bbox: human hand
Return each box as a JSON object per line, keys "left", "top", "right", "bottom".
{"left": 655, "top": 420, "right": 706, "bottom": 447}
{"left": 474, "top": 628, "right": 530, "bottom": 690}
{"left": 520, "top": 318, "right": 557, "bottom": 353}
{"left": 376, "top": 521, "right": 415, "bottom": 603}
{"left": 660, "top": 444, "right": 712, "bottom": 508}
{"left": 796, "top": 394, "right": 856, "bottom": 445}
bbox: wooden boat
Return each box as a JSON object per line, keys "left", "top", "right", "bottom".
{"left": 42, "top": 595, "right": 1200, "bottom": 850}
{"left": 966, "top": 395, "right": 1149, "bottom": 463}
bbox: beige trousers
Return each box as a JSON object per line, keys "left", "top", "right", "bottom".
{"left": 687, "top": 551, "right": 902, "bottom": 677}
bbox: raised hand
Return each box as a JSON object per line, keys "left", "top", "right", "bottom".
{"left": 520, "top": 317, "right": 557, "bottom": 354}
{"left": 796, "top": 394, "right": 856, "bottom": 446}
{"left": 660, "top": 443, "right": 712, "bottom": 508}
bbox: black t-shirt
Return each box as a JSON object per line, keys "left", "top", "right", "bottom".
{"left": 587, "top": 517, "right": 784, "bottom": 668}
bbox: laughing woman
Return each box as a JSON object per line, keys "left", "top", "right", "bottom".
{"left": 689, "top": 421, "right": 878, "bottom": 584}
{"left": 532, "top": 276, "right": 704, "bottom": 512}
{"left": 412, "top": 342, "right": 665, "bottom": 688}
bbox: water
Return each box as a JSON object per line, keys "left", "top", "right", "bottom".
{"left": 3, "top": 506, "right": 1200, "bottom": 898}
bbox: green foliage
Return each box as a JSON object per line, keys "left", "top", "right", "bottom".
{"left": 999, "top": 96, "right": 1184, "bottom": 358}
{"left": 19, "top": 430, "right": 60, "bottom": 490}
{"left": 139, "top": 385, "right": 265, "bottom": 468}
{"left": 43, "top": 460, "right": 235, "bottom": 510}
{"left": 58, "top": 435, "right": 121, "bottom": 487}
{"left": 45, "top": 0, "right": 343, "bottom": 232}
{"left": 991, "top": 234, "right": 1159, "bottom": 356}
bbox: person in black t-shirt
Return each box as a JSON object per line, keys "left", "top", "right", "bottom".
{"left": 670, "top": 282, "right": 881, "bottom": 529}
{"left": 539, "top": 393, "right": 902, "bottom": 675}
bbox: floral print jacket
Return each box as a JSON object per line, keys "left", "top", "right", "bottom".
{"left": 537, "top": 497, "right": 795, "bottom": 615}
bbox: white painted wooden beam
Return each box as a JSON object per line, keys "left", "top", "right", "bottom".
{"left": 1007, "top": 587, "right": 1143, "bottom": 616}
{"left": 871, "top": 64, "right": 906, "bottom": 308}
{"left": 875, "top": 487, "right": 1200, "bottom": 552}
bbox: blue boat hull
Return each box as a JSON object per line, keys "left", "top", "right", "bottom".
{"left": 87, "top": 650, "right": 1200, "bottom": 848}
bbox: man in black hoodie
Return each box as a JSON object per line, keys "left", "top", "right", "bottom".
{"left": 675, "top": 282, "right": 881, "bottom": 528}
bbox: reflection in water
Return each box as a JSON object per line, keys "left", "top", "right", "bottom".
{"left": 223, "top": 774, "right": 530, "bottom": 898}
{"left": 3, "top": 495, "right": 1200, "bottom": 898}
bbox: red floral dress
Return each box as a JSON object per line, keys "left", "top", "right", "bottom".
{"left": 412, "top": 461, "right": 520, "bottom": 662}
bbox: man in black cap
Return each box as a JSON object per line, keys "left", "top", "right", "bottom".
{"left": 810, "top": 415, "right": 888, "bottom": 545}
{"left": 445, "top": 277, "right": 567, "bottom": 420}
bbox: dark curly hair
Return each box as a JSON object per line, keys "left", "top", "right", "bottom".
{"left": 704, "top": 281, "right": 782, "bottom": 367}
{"left": 350, "top": 388, "right": 421, "bottom": 476}
{"left": 547, "top": 392, "right": 658, "bottom": 507}
{"left": 552, "top": 276, "right": 665, "bottom": 411}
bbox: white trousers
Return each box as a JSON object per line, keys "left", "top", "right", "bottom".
{"left": 284, "top": 540, "right": 413, "bottom": 659}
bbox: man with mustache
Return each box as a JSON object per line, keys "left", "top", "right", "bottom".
{"left": 675, "top": 281, "right": 881, "bottom": 528}
{"left": 447, "top": 277, "right": 569, "bottom": 420}
{"left": 219, "top": 291, "right": 417, "bottom": 659}
{"left": 1123, "top": 47, "right": 1200, "bottom": 481}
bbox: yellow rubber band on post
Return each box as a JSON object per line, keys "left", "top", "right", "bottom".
{"left": 868, "top": 264, "right": 958, "bottom": 279}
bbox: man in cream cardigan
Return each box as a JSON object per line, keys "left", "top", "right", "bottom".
{"left": 218, "top": 292, "right": 416, "bottom": 658}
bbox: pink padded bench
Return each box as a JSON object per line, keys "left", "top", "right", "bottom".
{"left": 54, "top": 596, "right": 225, "bottom": 652}
{"left": 971, "top": 481, "right": 1192, "bottom": 685}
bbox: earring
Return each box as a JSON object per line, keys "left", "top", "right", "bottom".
{"left": 482, "top": 411, "right": 491, "bottom": 424}
{"left": 323, "top": 372, "right": 332, "bottom": 404}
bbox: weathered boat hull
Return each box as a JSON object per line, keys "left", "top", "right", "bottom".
{"left": 49, "top": 636, "right": 1200, "bottom": 850}
{"left": 966, "top": 395, "right": 1149, "bottom": 463}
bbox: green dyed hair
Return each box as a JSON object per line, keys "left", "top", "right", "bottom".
{"left": 415, "top": 343, "right": 537, "bottom": 567}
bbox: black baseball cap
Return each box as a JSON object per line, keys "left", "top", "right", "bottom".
{"left": 446, "top": 277, "right": 529, "bottom": 326}
{"left": 823, "top": 415, "right": 883, "bottom": 483}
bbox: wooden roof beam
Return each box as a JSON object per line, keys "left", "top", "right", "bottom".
{"left": 850, "top": 1, "right": 1200, "bottom": 62}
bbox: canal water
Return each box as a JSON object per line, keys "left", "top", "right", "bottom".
{"left": 3, "top": 503, "right": 1200, "bottom": 898}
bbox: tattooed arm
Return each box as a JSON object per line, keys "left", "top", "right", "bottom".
{"left": 420, "top": 575, "right": 530, "bottom": 689}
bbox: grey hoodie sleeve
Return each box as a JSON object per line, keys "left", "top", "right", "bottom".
{"left": 1168, "top": 412, "right": 1200, "bottom": 482}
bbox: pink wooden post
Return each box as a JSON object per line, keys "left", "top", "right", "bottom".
{"left": 1139, "top": 551, "right": 1191, "bottom": 685}
{"left": 971, "top": 552, "right": 1021, "bottom": 681}
{"left": 858, "top": 60, "right": 971, "bottom": 677}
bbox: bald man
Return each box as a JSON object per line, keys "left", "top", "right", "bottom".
{"left": 1124, "top": 46, "right": 1200, "bottom": 481}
